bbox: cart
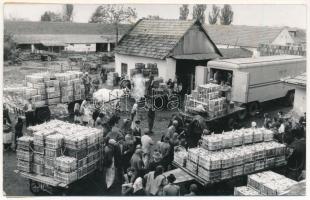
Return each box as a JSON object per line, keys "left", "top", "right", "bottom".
{"left": 179, "top": 105, "right": 245, "bottom": 132}
{"left": 14, "top": 170, "right": 68, "bottom": 195}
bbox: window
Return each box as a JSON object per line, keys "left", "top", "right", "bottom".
{"left": 121, "top": 63, "right": 128, "bottom": 75}
{"left": 86, "top": 44, "right": 91, "bottom": 46}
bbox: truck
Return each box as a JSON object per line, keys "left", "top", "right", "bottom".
{"left": 197, "top": 55, "right": 306, "bottom": 119}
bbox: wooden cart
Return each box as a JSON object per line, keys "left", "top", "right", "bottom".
{"left": 14, "top": 170, "right": 68, "bottom": 195}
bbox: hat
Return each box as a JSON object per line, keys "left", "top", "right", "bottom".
{"left": 108, "top": 139, "right": 116, "bottom": 145}
{"left": 153, "top": 151, "right": 162, "bottom": 162}
{"left": 251, "top": 121, "right": 257, "bottom": 127}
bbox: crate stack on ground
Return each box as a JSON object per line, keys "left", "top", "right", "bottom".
{"left": 17, "top": 120, "right": 104, "bottom": 185}
{"left": 234, "top": 171, "right": 298, "bottom": 196}
{"left": 16, "top": 136, "right": 34, "bottom": 173}
{"left": 185, "top": 83, "right": 228, "bottom": 117}
{"left": 23, "top": 71, "right": 84, "bottom": 107}
{"left": 174, "top": 127, "right": 287, "bottom": 183}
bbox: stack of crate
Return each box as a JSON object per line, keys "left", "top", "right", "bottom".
{"left": 178, "top": 127, "right": 287, "bottom": 183}
{"left": 44, "top": 133, "right": 63, "bottom": 177}
{"left": 54, "top": 156, "right": 78, "bottom": 185}
{"left": 24, "top": 73, "right": 50, "bottom": 107}
{"left": 16, "top": 136, "right": 34, "bottom": 173}
{"left": 234, "top": 171, "right": 298, "bottom": 196}
{"left": 185, "top": 83, "right": 228, "bottom": 117}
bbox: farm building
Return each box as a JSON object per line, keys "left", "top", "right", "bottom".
{"left": 4, "top": 21, "right": 131, "bottom": 53}
{"left": 205, "top": 25, "right": 306, "bottom": 55}
{"left": 283, "top": 72, "right": 307, "bottom": 117}
{"left": 115, "top": 19, "right": 222, "bottom": 93}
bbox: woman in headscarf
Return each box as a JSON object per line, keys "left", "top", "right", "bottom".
{"left": 144, "top": 165, "right": 167, "bottom": 196}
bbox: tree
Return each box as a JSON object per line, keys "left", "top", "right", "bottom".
{"left": 193, "top": 4, "right": 207, "bottom": 23}
{"left": 145, "top": 15, "right": 162, "bottom": 20}
{"left": 179, "top": 4, "right": 189, "bottom": 20}
{"left": 40, "top": 11, "right": 63, "bottom": 22}
{"left": 3, "top": 31, "right": 19, "bottom": 63}
{"left": 220, "top": 4, "right": 234, "bottom": 25}
{"left": 89, "top": 5, "right": 137, "bottom": 45}
{"left": 208, "top": 5, "right": 220, "bottom": 25}
{"left": 63, "top": 4, "right": 74, "bottom": 22}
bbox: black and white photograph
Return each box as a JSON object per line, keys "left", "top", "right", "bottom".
{"left": 1, "top": 0, "right": 307, "bottom": 197}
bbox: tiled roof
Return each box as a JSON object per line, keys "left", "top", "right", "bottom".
{"left": 218, "top": 48, "right": 253, "bottom": 59}
{"left": 115, "top": 19, "right": 222, "bottom": 60}
{"left": 12, "top": 34, "right": 116, "bottom": 44}
{"left": 205, "top": 25, "right": 285, "bottom": 48}
{"left": 115, "top": 19, "right": 197, "bottom": 59}
{"left": 4, "top": 21, "right": 131, "bottom": 35}
{"left": 284, "top": 72, "right": 306, "bottom": 87}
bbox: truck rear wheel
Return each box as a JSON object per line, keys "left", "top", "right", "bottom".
{"left": 29, "top": 180, "right": 41, "bottom": 195}
{"left": 237, "top": 105, "right": 247, "bottom": 120}
{"left": 248, "top": 102, "right": 259, "bottom": 117}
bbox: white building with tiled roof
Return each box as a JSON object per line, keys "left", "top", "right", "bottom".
{"left": 115, "top": 19, "right": 222, "bottom": 93}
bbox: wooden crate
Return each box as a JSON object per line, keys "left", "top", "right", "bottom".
{"left": 64, "top": 148, "right": 87, "bottom": 160}
{"left": 34, "top": 145, "right": 44, "bottom": 154}
{"left": 186, "top": 160, "right": 198, "bottom": 175}
{"left": 54, "top": 170, "right": 78, "bottom": 185}
{"left": 233, "top": 165, "right": 244, "bottom": 177}
{"left": 17, "top": 160, "right": 32, "bottom": 173}
{"left": 244, "top": 162, "right": 255, "bottom": 174}
{"left": 33, "top": 163, "right": 44, "bottom": 175}
{"left": 44, "top": 156, "right": 56, "bottom": 168}
{"left": 45, "top": 148, "right": 62, "bottom": 157}
{"left": 16, "top": 150, "right": 33, "bottom": 162}
{"left": 34, "top": 153, "right": 44, "bottom": 165}
{"left": 77, "top": 166, "right": 88, "bottom": 179}
{"left": 234, "top": 186, "right": 260, "bottom": 196}
{"left": 254, "top": 159, "right": 265, "bottom": 172}
{"left": 43, "top": 166, "right": 54, "bottom": 178}
{"left": 197, "top": 166, "right": 221, "bottom": 182}
{"left": 265, "top": 157, "right": 275, "bottom": 168}
{"left": 221, "top": 168, "right": 233, "bottom": 180}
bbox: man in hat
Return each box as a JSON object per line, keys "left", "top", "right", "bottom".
{"left": 23, "top": 98, "right": 36, "bottom": 127}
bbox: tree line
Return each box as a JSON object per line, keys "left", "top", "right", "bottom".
{"left": 40, "top": 4, "right": 233, "bottom": 25}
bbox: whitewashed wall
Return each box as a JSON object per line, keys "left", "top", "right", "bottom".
{"left": 64, "top": 44, "right": 96, "bottom": 52}
{"left": 115, "top": 53, "right": 176, "bottom": 80}
{"left": 293, "top": 87, "right": 306, "bottom": 116}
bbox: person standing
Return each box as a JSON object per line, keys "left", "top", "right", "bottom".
{"left": 122, "top": 134, "right": 136, "bottom": 173}
{"left": 159, "top": 137, "right": 172, "bottom": 171}
{"left": 141, "top": 129, "right": 154, "bottom": 170}
{"left": 3, "top": 103, "right": 11, "bottom": 124}
{"left": 147, "top": 107, "right": 156, "bottom": 134}
{"left": 144, "top": 165, "right": 167, "bottom": 196}
{"left": 95, "top": 113, "right": 106, "bottom": 128}
{"left": 131, "top": 102, "right": 138, "bottom": 122}
{"left": 73, "top": 102, "right": 81, "bottom": 124}
{"left": 80, "top": 99, "right": 92, "bottom": 126}
{"left": 23, "top": 98, "right": 36, "bottom": 127}
{"left": 132, "top": 177, "right": 146, "bottom": 196}
{"left": 130, "top": 148, "right": 145, "bottom": 177}
{"left": 131, "top": 120, "right": 142, "bottom": 146}
{"left": 14, "top": 117, "right": 24, "bottom": 151}
{"left": 82, "top": 72, "right": 91, "bottom": 98}
{"left": 148, "top": 151, "right": 163, "bottom": 172}
{"left": 163, "top": 174, "right": 180, "bottom": 196}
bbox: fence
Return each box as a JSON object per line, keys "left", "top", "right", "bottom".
{"left": 258, "top": 43, "right": 306, "bottom": 56}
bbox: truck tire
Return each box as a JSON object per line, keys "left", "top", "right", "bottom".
{"left": 284, "top": 90, "right": 295, "bottom": 107}
{"left": 237, "top": 105, "right": 247, "bottom": 120}
{"left": 29, "top": 180, "right": 41, "bottom": 195}
{"left": 248, "top": 101, "right": 259, "bottom": 117}
{"left": 227, "top": 117, "right": 236, "bottom": 130}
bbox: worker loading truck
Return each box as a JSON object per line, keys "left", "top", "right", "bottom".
{"left": 196, "top": 55, "right": 306, "bottom": 119}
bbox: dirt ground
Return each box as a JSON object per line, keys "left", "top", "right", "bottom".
{"left": 2, "top": 60, "right": 293, "bottom": 196}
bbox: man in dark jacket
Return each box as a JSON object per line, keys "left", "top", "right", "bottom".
{"left": 147, "top": 107, "right": 155, "bottom": 134}
{"left": 23, "top": 98, "right": 36, "bottom": 127}
{"left": 286, "top": 127, "right": 306, "bottom": 181}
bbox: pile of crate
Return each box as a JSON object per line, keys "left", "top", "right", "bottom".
{"left": 130, "top": 63, "right": 159, "bottom": 78}
{"left": 23, "top": 71, "right": 84, "bottom": 107}
{"left": 106, "top": 72, "right": 119, "bottom": 86}
{"left": 16, "top": 136, "right": 34, "bottom": 173}
{"left": 179, "top": 127, "right": 287, "bottom": 183}
{"left": 17, "top": 120, "right": 103, "bottom": 185}
{"left": 185, "top": 83, "right": 228, "bottom": 117}
{"left": 234, "top": 171, "right": 297, "bottom": 196}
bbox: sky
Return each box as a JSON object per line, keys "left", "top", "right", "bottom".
{"left": 3, "top": 3, "right": 307, "bottom": 29}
